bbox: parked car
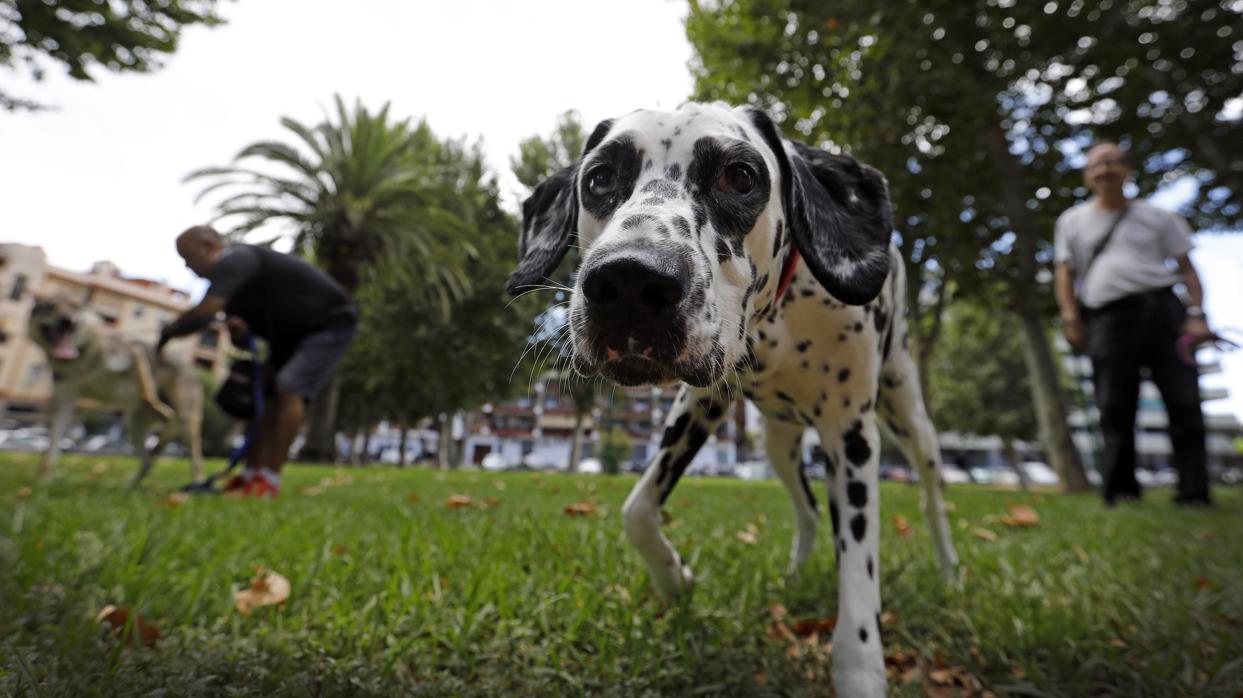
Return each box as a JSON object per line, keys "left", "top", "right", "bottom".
{"left": 577, "top": 457, "right": 602, "bottom": 474}
{"left": 1019, "top": 461, "right": 1060, "bottom": 486}
{"left": 481, "top": 453, "right": 509, "bottom": 471}
{"left": 940, "top": 464, "right": 972, "bottom": 485}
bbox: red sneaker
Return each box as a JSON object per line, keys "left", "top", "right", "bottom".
{"left": 222, "top": 473, "right": 251, "bottom": 493}
{"left": 242, "top": 477, "right": 280, "bottom": 499}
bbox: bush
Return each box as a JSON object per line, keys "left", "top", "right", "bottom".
{"left": 599, "top": 426, "right": 629, "bottom": 475}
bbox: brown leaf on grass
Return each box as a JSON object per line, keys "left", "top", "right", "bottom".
{"left": 1196, "top": 576, "right": 1211, "bottom": 590}
{"left": 1074, "top": 545, "right": 1091, "bottom": 564}
{"left": 769, "top": 602, "right": 788, "bottom": 622}
{"left": 880, "top": 611, "right": 898, "bottom": 627}
{"left": 331, "top": 545, "right": 348, "bottom": 556}
{"left": 95, "top": 605, "right": 162, "bottom": 648}
{"left": 161, "top": 492, "right": 189, "bottom": 508}
{"left": 405, "top": 491, "right": 420, "bottom": 502}
{"left": 445, "top": 494, "right": 474, "bottom": 508}
{"left": 1109, "top": 637, "right": 1127, "bottom": 649}
{"left": 942, "top": 500, "right": 956, "bottom": 513}
{"left": 893, "top": 514, "right": 913, "bottom": 538}
{"left": 233, "top": 568, "right": 290, "bottom": 616}
{"left": 736, "top": 523, "right": 759, "bottom": 545}
{"left": 564, "top": 501, "right": 597, "bottom": 517}
{"left": 885, "top": 648, "right": 921, "bottom": 684}
{"left": 1000, "top": 503, "right": 1040, "bottom": 527}
{"left": 91, "top": 462, "right": 108, "bottom": 475}
{"left": 924, "top": 664, "right": 984, "bottom": 697}
{"left": 481, "top": 497, "right": 501, "bottom": 509}
{"left": 765, "top": 619, "right": 797, "bottom": 644}
{"left": 331, "top": 473, "right": 353, "bottom": 487}
{"left": 972, "top": 527, "right": 998, "bottom": 541}
{"left": 676, "top": 497, "right": 692, "bottom": 508}
{"left": 15, "top": 486, "right": 32, "bottom": 499}
{"left": 752, "top": 670, "right": 768, "bottom": 685}
{"left": 791, "top": 616, "right": 837, "bottom": 637}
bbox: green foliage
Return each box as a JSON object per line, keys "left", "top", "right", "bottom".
{"left": 0, "top": 0, "right": 225, "bottom": 111}
{"left": 599, "top": 425, "right": 629, "bottom": 475}
{"left": 4, "top": 456, "right": 1243, "bottom": 695}
{"left": 338, "top": 129, "right": 537, "bottom": 424}
{"left": 928, "top": 290, "right": 1036, "bottom": 443}
{"left": 509, "top": 110, "right": 587, "bottom": 191}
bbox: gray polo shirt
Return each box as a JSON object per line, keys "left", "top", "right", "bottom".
{"left": 1053, "top": 198, "right": 1194, "bottom": 309}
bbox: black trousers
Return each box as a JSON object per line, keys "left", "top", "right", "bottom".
{"left": 1085, "top": 287, "right": 1210, "bottom": 503}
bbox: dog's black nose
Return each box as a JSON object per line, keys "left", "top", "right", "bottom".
{"left": 581, "top": 255, "right": 687, "bottom": 315}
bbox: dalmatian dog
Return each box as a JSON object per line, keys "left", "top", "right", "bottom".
{"left": 508, "top": 102, "right": 958, "bottom": 696}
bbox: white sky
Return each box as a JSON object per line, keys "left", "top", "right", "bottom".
{"left": 0, "top": 0, "right": 1238, "bottom": 419}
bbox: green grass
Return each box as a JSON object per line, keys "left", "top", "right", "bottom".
{"left": 2, "top": 454, "right": 1241, "bottom": 696}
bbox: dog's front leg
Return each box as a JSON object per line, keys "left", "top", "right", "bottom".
{"left": 822, "top": 414, "right": 887, "bottom": 697}
{"left": 39, "top": 388, "right": 76, "bottom": 478}
{"left": 622, "top": 385, "right": 730, "bottom": 598}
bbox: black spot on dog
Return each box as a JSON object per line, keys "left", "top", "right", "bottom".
{"left": 802, "top": 360, "right": 810, "bottom": 370}
{"left": 641, "top": 178, "right": 679, "bottom": 198}
{"left": 655, "top": 451, "right": 673, "bottom": 484}
{"left": 641, "top": 196, "right": 665, "bottom": 207}
{"left": 853, "top": 322, "right": 864, "bottom": 333}
{"left": 838, "top": 367, "right": 851, "bottom": 383}
{"left": 860, "top": 399, "right": 873, "bottom": 413}
{"left": 798, "top": 464, "right": 819, "bottom": 513}
{"left": 661, "top": 413, "right": 690, "bottom": 448}
{"left": 829, "top": 499, "right": 840, "bottom": 537}
{"left": 838, "top": 333, "right": 847, "bottom": 342}
{"left": 796, "top": 340, "right": 812, "bottom": 353}
{"left": 671, "top": 215, "right": 692, "bottom": 239}
{"left": 813, "top": 404, "right": 822, "bottom": 417}
{"left": 771, "top": 219, "right": 784, "bottom": 258}
{"left": 843, "top": 421, "right": 871, "bottom": 465}
{"left": 847, "top": 481, "right": 867, "bottom": 508}
{"left": 757, "top": 330, "right": 767, "bottom": 341}
{"left": 698, "top": 399, "right": 725, "bottom": 421}
{"left": 658, "top": 424, "right": 709, "bottom": 504}
{"left": 661, "top": 138, "right": 672, "bottom": 151}
{"left": 842, "top": 396, "right": 852, "bottom": 408}
{"left": 715, "top": 236, "right": 732, "bottom": 264}
{"left": 858, "top": 626, "right": 869, "bottom": 643}
{"left": 800, "top": 288, "right": 816, "bottom": 298}
{"left": 665, "top": 163, "right": 682, "bottom": 181}
{"left": 776, "top": 390, "right": 795, "bottom": 403}
{"left": 867, "top": 555, "right": 874, "bottom": 579}
{"left": 621, "top": 213, "right": 657, "bottom": 230}
{"left": 850, "top": 512, "right": 867, "bottom": 543}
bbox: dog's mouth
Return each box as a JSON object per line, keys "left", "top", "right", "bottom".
{"left": 600, "top": 354, "right": 679, "bottom": 387}
{"left": 42, "top": 323, "right": 80, "bottom": 361}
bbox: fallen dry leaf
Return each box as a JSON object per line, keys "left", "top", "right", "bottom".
{"left": 1196, "top": 576, "right": 1211, "bottom": 590}
{"left": 943, "top": 501, "right": 956, "bottom": 513}
{"left": 405, "top": 491, "right": 420, "bottom": 502}
{"left": 15, "top": 486, "right": 32, "bottom": 499}
{"left": 91, "top": 462, "right": 108, "bottom": 475}
{"left": 1109, "top": 637, "right": 1127, "bottom": 649}
{"left": 234, "top": 568, "right": 291, "bottom": 616}
{"left": 791, "top": 616, "right": 837, "bottom": 636}
{"left": 893, "top": 514, "right": 912, "bottom": 538}
{"left": 736, "top": 523, "right": 759, "bottom": 545}
{"left": 331, "top": 545, "right": 348, "bottom": 556}
{"left": 752, "top": 670, "right": 769, "bottom": 685}
{"left": 1000, "top": 503, "right": 1040, "bottom": 527}
{"left": 445, "top": 494, "right": 474, "bottom": 508}
{"left": 298, "top": 486, "right": 324, "bottom": 496}
{"left": 95, "top": 605, "right": 162, "bottom": 648}
{"left": 481, "top": 497, "right": 501, "bottom": 509}
{"left": 161, "top": 492, "right": 189, "bottom": 508}
{"left": 676, "top": 497, "right": 693, "bottom": 508}
{"left": 564, "top": 501, "right": 598, "bottom": 517}
{"left": 331, "top": 473, "right": 353, "bottom": 486}
{"left": 972, "top": 527, "right": 998, "bottom": 541}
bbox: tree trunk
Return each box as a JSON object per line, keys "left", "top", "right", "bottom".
{"left": 985, "top": 123, "right": 1092, "bottom": 493}
{"left": 1015, "top": 308, "right": 1093, "bottom": 492}
{"left": 437, "top": 415, "right": 451, "bottom": 470}
{"left": 299, "top": 372, "right": 341, "bottom": 464}
{"left": 734, "top": 398, "right": 748, "bottom": 460}
{"left": 1002, "top": 437, "right": 1030, "bottom": 491}
{"left": 359, "top": 424, "right": 372, "bottom": 465}
{"left": 568, "top": 411, "right": 585, "bottom": 473}
{"left": 398, "top": 416, "right": 409, "bottom": 467}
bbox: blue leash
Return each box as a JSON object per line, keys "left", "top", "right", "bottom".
{"left": 181, "top": 337, "right": 264, "bottom": 494}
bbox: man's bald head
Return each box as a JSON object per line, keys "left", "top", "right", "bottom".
{"left": 1084, "top": 142, "right": 1130, "bottom": 197}
{"left": 176, "top": 224, "right": 227, "bottom": 278}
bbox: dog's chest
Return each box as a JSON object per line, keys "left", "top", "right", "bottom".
{"left": 737, "top": 277, "right": 882, "bottom": 423}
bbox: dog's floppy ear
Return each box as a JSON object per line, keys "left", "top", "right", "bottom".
{"left": 506, "top": 164, "right": 578, "bottom": 296}
{"left": 748, "top": 109, "right": 892, "bottom": 305}
{"left": 506, "top": 118, "right": 616, "bottom": 296}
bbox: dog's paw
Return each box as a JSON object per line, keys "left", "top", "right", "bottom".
{"left": 832, "top": 664, "right": 887, "bottom": 698}
{"left": 652, "top": 561, "right": 695, "bottom": 598}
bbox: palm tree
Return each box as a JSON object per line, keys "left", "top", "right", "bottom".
{"left": 186, "top": 95, "right": 475, "bottom": 461}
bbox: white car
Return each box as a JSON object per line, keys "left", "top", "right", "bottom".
{"left": 940, "top": 464, "right": 972, "bottom": 484}
{"left": 1019, "top": 462, "right": 1060, "bottom": 486}
{"left": 577, "top": 457, "right": 602, "bottom": 474}
{"left": 481, "top": 453, "right": 508, "bottom": 471}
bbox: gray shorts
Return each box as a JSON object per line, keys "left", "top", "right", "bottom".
{"left": 274, "top": 318, "right": 357, "bottom": 400}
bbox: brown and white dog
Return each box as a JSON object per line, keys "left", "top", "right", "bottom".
{"left": 508, "top": 103, "right": 959, "bottom": 697}
{"left": 28, "top": 296, "right": 204, "bottom": 486}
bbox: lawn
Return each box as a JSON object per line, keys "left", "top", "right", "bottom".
{"left": 2, "top": 454, "right": 1241, "bottom": 697}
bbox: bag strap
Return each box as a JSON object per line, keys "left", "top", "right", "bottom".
{"left": 1081, "top": 203, "right": 1130, "bottom": 281}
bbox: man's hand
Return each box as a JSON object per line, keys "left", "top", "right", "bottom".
{"left": 1182, "top": 316, "right": 1214, "bottom": 345}
{"left": 226, "top": 316, "right": 251, "bottom": 346}
{"left": 1062, "top": 312, "right": 1086, "bottom": 350}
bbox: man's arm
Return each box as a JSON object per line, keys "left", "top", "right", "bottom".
{"left": 1054, "top": 262, "right": 1086, "bottom": 349}
{"left": 1176, "top": 254, "right": 1213, "bottom": 341}
{"left": 157, "top": 295, "right": 227, "bottom": 351}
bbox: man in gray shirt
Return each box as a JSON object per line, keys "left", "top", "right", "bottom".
{"left": 1054, "top": 142, "right": 1214, "bottom": 506}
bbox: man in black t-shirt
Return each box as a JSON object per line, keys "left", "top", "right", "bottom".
{"left": 158, "top": 225, "right": 357, "bottom": 497}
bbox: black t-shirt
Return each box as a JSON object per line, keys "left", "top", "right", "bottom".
{"left": 206, "top": 244, "right": 355, "bottom": 357}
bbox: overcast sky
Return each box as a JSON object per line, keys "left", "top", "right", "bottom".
{"left": 1, "top": 0, "right": 1239, "bottom": 419}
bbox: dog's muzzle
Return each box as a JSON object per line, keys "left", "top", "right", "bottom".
{"left": 577, "top": 246, "right": 691, "bottom": 385}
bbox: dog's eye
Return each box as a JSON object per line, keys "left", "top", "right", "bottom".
{"left": 586, "top": 166, "right": 617, "bottom": 197}
{"left": 719, "top": 163, "right": 756, "bottom": 194}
